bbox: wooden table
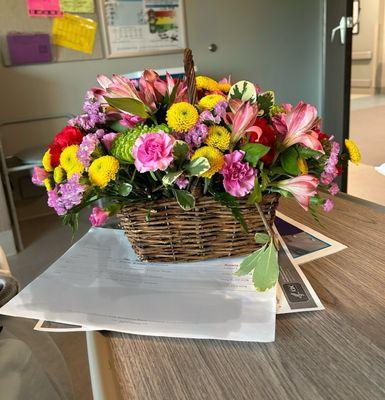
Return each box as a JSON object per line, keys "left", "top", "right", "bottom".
{"left": 87, "top": 195, "right": 385, "bottom": 400}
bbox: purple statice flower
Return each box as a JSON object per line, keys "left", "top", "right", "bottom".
{"left": 69, "top": 92, "right": 105, "bottom": 131}
{"left": 321, "top": 141, "right": 340, "bottom": 185}
{"left": 102, "top": 132, "right": 119, "bottom": 151}
{"left": 323, "top": 198, "right": 334, "bottom": 212}
{"left": 47, "top": 189, "right": 67, "bottom": 216}
{"left": 184, "top": 123, "right": 208, "bottom": 148}
{"left": 77, "top": 133, "right": 99, "bottom": 168}
{"left": 199, "top": 110, "right": 220, "bottom": 124}
{"left": 214, "top": 100, "right": 228, "bottom": 119}
{"left": 175, "top": 175, "right": 189, "bottom": 189}
{"left": 59, "top": 174, "right": 86, "bottom": 211}
{"left": 328, "top": 183, "right": 340, "bottom": 196}
{"left": 95, "top": 129, "right": 106, "bottom": 138}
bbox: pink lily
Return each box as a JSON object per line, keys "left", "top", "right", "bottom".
{"left": 275, "top": 175, "right": 319, "bottom": 211}
{"left": 226, "top": 101, "right": 262, "bottom": 145}
{"left": 272, "top": 101, "right": 324, "bottom": 152}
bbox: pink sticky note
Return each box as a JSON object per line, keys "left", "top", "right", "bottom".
{"left": 27, "top": 0, "right": 63, "bottom": 17}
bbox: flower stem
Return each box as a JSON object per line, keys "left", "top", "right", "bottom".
{"left": 255, "top": 202, "right": 279, "bottom": 251}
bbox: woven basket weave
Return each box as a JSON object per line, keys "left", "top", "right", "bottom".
{"left": 118, "top": 193, "right": 279, "bottom": 262}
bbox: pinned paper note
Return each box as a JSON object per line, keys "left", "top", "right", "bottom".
{"left": 59, "top": 0, "right": 94, "bottom": 13}
{"left": 52, "top": 13, "right": 96, "bottom": 54}
{"left": 27, "top": 0, "right": 63, "bottom": 17}
{"left": 7, "top": 33, "right": 52, "bottom": 65}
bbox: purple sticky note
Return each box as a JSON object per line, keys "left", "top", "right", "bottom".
{"left": 7, "top": 33, "right": 52, "bottom": 65}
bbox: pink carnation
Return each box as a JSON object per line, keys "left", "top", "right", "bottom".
{"left": 132, "top": 131, "right": 175, "bottom": 172}
{"left": 220, "top": 150, "right": 256, "bottom": 197}
{"left": 32, "top": 166, "right": 49, "bottom": 186}
{"left": 89, "top": 207, "right": 109, "bottom": 227}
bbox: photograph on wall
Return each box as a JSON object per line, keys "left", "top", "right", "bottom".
{"left": 100, "top": 0, "right": 186, "bottom": 57}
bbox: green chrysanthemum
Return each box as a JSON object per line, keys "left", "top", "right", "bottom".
{"left": 111, "top": 124, "right": 169, "bottom": 163}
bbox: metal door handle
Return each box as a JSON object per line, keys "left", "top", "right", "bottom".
{"left": 331, "top": 16, "right": 353, "bottom": 45}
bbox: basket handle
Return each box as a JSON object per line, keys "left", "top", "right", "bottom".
{"left": 183, "top": 48, "right": 197, "bottom": 104}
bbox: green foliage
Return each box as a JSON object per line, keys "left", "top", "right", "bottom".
{"left": 240, "top": 143, "right": 270, "bottom": 167}
{"left": 280, "top": 147, "right": 299, "bottom": 175}
{"left": 105, "top": 97, "right": 149, "bottom": 118}
{"left": 185, "top": 157, "right": 210, "bottom": 176}
{"left": 247, "top": 177, "right": 262, "bottom": 204}
{"left": 257, "top": 91, "right": 275, "bottom": 116}
{"left": 212, "top": 191, "right": 248, "bottom": 233}
{"left": 173, "top": 189, "right": 195, "bottom": 211}
{"left": 162, "top": 171, "right": 182, "bottom": 186}
{"left": 236, "top": 244, "right": 267, "bottom": 276}
{"left": 228, "top": 80, "right": 257, "bottom": 102}
{"left": 254, "top": 232, "right": 270, "bottom": 244}
{"left": 118, "top": 182, "right": 133, "bottom": 196}
{"left": 108, "top": 120, "right": 129, "bottom": 133}
{"left": 296, "top": 145, "right": 323, "bottom": 159}
{"left": 63, "top": 212, "right": 79, "bottom": 240}
{"left": 252, "top": 240, "right": 279, "bottom": 291}
{"left": 172, "top": 140, "right": 189, "bottom": 162}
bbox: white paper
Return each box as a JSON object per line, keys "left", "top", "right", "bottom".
{"left": 275, "top": 211, "right": 347, "bottom": 264}
{"left": 1, "top": 228, "right": 276, "bottom": 342}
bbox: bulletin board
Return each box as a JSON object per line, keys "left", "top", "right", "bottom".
{"left": 0, "top": 0, "right": 104, "bottom": 66}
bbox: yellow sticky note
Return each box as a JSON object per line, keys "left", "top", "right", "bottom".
{"left": 52, "top": 13, "right": 96, "bottom": 54}
{"left": 59, "top": 0, "right": 94, "bottom": 13}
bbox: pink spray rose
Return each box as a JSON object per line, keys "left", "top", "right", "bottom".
{"left": 89, "top": 207, "right": 109, "bottom": 227}
{"left": 132, "top": 131, "right": 175, "bottom": 172}
{"left": 220, "top": 150, "right": 256, "bottom": 197}
{"left": 102, "top": 132, "right": 119, "bottom": 151}
{"left": 32, "top": 166, "right": 49, "bottom": 186}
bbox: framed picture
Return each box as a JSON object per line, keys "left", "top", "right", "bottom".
{"left": 353, "top": 0, "right": 360, "bottom": 35}
{"left": 98, "top": 0, "right": 187, "bottom": 58}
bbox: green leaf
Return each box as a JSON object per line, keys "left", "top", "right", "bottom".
{"left": 172, "top": 140, "right": 189, "bottom": 161}
{"left": 254, "top": 232, "right": 270, "bottom": 244}
{"left": 252, "top": 240, "right": 279, "bottom": 291}
{"left": 257, "top": 91, "right": 275, "bottom": 116}
{"left": 108, "top": 120, "right": 129, "bottom": 133}
{"left": 105, "top": 97, "right": 149, "bottom": 119}
{"left": 212, "top": 191, "right": 249, "bottom": 233}
{"left": 247, "top": 177, "right": 262, "bottom": 204}
{"left": 185, "top": 157, "right": 210, "bottom": 176}
{"left": 240, "top": 143, "right": 270, "bottom": 167}
{"left": 228, "top": 80, "right": 257, "bottom": 102}
{"left": 173, "top": 189, "right": 196, "bottom": 211}
{"left": 260, "top": 170, "right": 270, "bottom": 190}
{"left": 280, "top": 147, "right": 299, "bottom": 175}
{"left": 118, "top": 182, "right": 133, "bottom": 196}
{"left": 296, "top": 145, "right": 323, "bottom": 159}
{"left": 235, "top": 244, "right": 267, "bottom": 276}
{"left": 162, "top": 171, "right": 183, "bottom": 186}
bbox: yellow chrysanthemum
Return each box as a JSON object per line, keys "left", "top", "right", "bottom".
{"left": 190, "top": 146, "right": 224, "bottom": 178}
{"left": 42, "top": 149, "right": 53, "bottom": 172}
{"left": 217, "top": 82, "right": 231, "bottom": 93}
{"left": 345, "top": 139, "right": 361, "bottom": 165}
{"left": 196, "top": 76, "right": 218, "bottom": 91}
{"left": 198, "top": 94, "right": 226, "bottom": 110}
{"left": 297, "top": 157, "right": 308, "bottom": 175}
{"left": 205, "top": 126, "right": 230, "bottom": 151}
{"left": 53, "top": 166, "right": 66, "bottom": 183}
{"left": 43, "top": 178, "right": 53, "bottom": 191}
{"left": 60, "top": 145, "right": 84, "bottom": 178}
{"left": 166, "top": 102, "right": 199, "bottom": 132}
{"left": 88, "top": 155, "right": 119, "bottom": 188}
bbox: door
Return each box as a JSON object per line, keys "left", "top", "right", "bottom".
{"left": 323, "top": 0, "right": 354, "bottom": 191}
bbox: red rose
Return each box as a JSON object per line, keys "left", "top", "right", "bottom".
{"left": 48, "top": 142, "right": 62, "bottom": 168}
{"left": 249, "top": 118, "right": 277, "bottom": 165}
{"left": 314, "top": 128, "right": 330, "bottom": 141}
{"left": 53, "top": 126, "right": 84, "bottom": 149}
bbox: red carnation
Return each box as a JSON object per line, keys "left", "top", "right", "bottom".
{"left": 314, "top": 128, "right": 330, "bottom": 141}
{"left": 48, "top": 142, "right": 62, "bottom": 168}
{"left": 53, "top": 126, "right": 84, "bottom": 149}
{"left": 249, "top": 118, "right": 277, "bottom": 165}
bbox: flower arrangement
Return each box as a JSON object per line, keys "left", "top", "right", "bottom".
{"left": 32, "top": 52, "right": 360, "bottom": 291}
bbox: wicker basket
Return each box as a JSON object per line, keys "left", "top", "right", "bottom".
{"left": 118, "top": 193, "right": 280, "bottom": 262}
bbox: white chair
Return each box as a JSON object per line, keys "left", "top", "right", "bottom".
{"left": 0, "top": 246, "right": 19, "bottom": 307}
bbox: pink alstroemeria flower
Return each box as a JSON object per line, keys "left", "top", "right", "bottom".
{"left": 89, "top": 207, "right": 109, "bottom": 227}
{"left": 272, "top": 101, "right": 324, "bottom": 152}
{"left": 276, "top": 175, "right": 319, "bottom": 211}
{"left": 226, "top": 102, "right": 262, "bottom": 145}
{"left": 32, "top": 166, "right": 49, "bottom": 186}
{"left": 154, "top": 72, "right": 188, "bottom": 103}
{"left": 92, "top": 74, "right": 142, "bottom": 102}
